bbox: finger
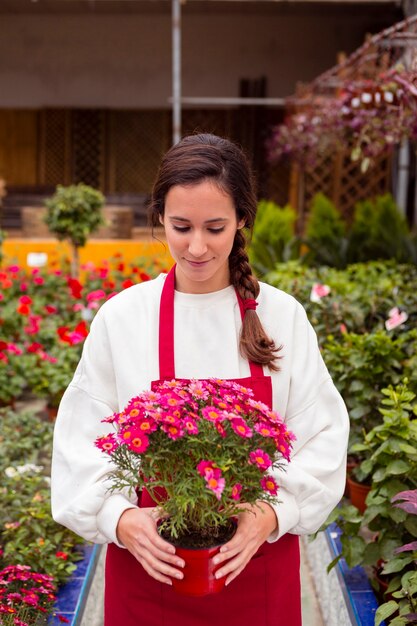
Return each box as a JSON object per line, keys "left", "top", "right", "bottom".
{"left": 137, "top": 557, "right": 174, "bottom": 585}
{"left": 137, "top": 550, "right": 184, "bottom": 581}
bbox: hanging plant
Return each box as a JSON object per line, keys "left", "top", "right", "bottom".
{"left": 268, "top": 64, "right": 417, "bottom": 173}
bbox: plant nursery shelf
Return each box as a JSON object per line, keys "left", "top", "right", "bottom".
{"left": 48, "top": 544, "right": 101, "bottom": 626}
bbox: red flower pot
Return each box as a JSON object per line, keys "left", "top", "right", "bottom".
{"left": 171, "top": 544, "right": 230, "bottom": 597}
{"left": 347, "top": 476, "right": 371, "bottom": 513}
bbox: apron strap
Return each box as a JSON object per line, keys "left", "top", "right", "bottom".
{"left": 158, "top": 264, "right": 264, "bottom": 380}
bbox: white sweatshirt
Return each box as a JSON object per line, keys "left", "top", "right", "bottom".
{"left": 51, "top": 273, "right": 349, "bottom": 546}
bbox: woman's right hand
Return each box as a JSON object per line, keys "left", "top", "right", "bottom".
{"left": 116, "top": 507, "right": 185, "bottom": 585}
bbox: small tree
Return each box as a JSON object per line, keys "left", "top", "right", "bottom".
{"left": 44, "top": 184, "right": 105, "bottom": 277}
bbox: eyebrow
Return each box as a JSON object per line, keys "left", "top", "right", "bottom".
{"left": 168, "top": 216, "right": 229, "bottom": 224}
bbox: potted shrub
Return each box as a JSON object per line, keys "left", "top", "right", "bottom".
{"left": 96, "top": 378, "right": 295, "bottom": 596}
{"left": 44, "top": 183, "right": 105, "bottom": 278}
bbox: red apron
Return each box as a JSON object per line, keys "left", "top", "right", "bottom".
{"left": 105, "top": 267, "right": 301, "bottom": 626}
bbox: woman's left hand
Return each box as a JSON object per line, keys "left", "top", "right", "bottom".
{"left": 212, "top": 501, "right": 278, "bottom": 586}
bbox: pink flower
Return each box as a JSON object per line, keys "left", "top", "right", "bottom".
{"left": 197, "top": 460, "right": 215, "bottom": 477}
{"left": 162, "top": 424, "right": 184, "bottom": 440}
{"left": 184, "top": 418, "right": 199, "bottom": 434}
{"left": 249, "top": 449, "right": 272, "bottom": 470}
{"left": 205, "top": 468, "right": 225, "bottom": 500}
{"left": 86, "top": 289, "right": 106, "bottom": 303}
{"left": 385, "top": 307, "right": 408, "bottom": 331}
{"left": 254, "top": 422, "right": 275, "bottom": 437}
{"left": 189, "top": 380, "right": 210, "bottom": 400}
{"left": 231, "top": 483, "right": 242, "bottom": 501}
{"left": 310, "top": 283, "right": 331, "bottom": 302}
{"left": 202, "top": 406, "right": 224, "bottom": 422}
{"left": 260, "top": 475, "right": 279, "bottom": 496}
{"left": 95, "top": 434, "right": 118, "bottom": 454}
{"left": 230, "top": 417, "right": 253, "bottom": 438}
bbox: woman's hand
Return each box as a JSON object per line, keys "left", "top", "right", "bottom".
{"left": 116, "top": 507, "right": 185, "bottom": 585}
{"left": 212, "top": 502, "right": 278, "bottom": 587}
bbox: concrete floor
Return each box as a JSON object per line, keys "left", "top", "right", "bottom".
{"left": 81, "top": 541, "right": 325, "bottom": 626}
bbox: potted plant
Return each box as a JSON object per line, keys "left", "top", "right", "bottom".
{"left": 95, "top": 378, "right": 295, "bottom": 596}
{"left": 374, "top": 490, "right": 417, "bottom": 625}
{"left": 44, "top": 183, "right": 105, "bottom": 278}
{"left": 321, "top": 382, "right": 417, "bottom": 577}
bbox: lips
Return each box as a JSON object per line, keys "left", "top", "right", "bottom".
{"left": 185, "top": 259, "right": 211, "bottom": 267}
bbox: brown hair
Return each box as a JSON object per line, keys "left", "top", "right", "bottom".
{"left": 149, "top": 133, "right": 280, "bottom": 371}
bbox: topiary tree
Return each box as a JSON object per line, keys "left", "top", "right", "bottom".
{"left": 44, "top": 184, "right": 105, "bottom": 277}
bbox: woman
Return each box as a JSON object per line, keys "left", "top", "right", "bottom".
{"left": 51, "top": 133, "right": 349, "bottom": 626}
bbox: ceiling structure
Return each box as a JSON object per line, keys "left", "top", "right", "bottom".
{"left": 0, "top": 0, "right": 403, "bottom": 14}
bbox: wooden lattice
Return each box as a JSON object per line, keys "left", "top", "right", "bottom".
{"left": 39, "top": 109, "right": 71, "bottom": 187}
{"left": 108, "top": 110, "right": 170, "bottom": 194}
{"left": 300, "top": 148, "right": 392, "bottom": 222}
{"left": 72, "top": 109, "right": 105, "bottom": 189}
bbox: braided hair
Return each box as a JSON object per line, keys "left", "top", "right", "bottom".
{"left": 149, "top": 133, "right": 280, "bottom": 371}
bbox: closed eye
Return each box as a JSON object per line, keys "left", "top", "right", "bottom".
{"left": 172, "top": 225, "right": 190, "bottom": 233}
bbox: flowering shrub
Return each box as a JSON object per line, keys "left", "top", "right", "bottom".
{"left": 268, "top": 64, "right": 417, "bottom": 171}
{"left": 96, "top": 378, "right": 295, "bottom": 545}
{"left": 0, "top": 257, "right": 169, "bottom": 408}
{"left": 0, "top": 564, "right": 58, "bottom": 626}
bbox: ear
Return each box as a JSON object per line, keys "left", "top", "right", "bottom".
{"left": 237, "top": 218, "right": 246, "bottom": 230}
{"left": 158, "top": 214, "right": 165, "bottom": 226}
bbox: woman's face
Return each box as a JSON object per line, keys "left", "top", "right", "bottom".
{"left": 160, "top": 179, "right": 244, "bottom": 294}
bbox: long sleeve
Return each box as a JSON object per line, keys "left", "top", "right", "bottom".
{"left": 51, "top": 307, "right": 138, "bottom": 545}
{"left": 267, "top": 300, "right": 349, "bottom": 541}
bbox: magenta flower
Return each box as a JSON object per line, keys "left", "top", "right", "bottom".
{"left": 196, "top": 460, "right": 215, "bottom": 477}
{"left": 260, "top": 475, "right": 279, "bottom": 496}
{"left": 205, "top": 468, "right": 225, "bottom": 500}
{"left": 121, "top": 429, "right": 149, "bottom": 453}
{"left": 231, "top": 483, "right": 242, "bottom": 501}
{"left": 230, "top": 417, "right": 253, "bottom": 438}
{"left": 163, "top": 424, "right": 184, "bottom": 440}
{"left": 254, "top": 422, "right": 275, "bottom": 437}
{"left": 202, "top": 406, "right": 224, "bottom": 422}
{"left": 95, "top": 434, "right": 118, "bottom": 454}
{"left": 86, "top": 289, "right": 106, "bottom": 302}
{"left": 249, "top": 449, "right": 272, "bottom": 470}
{"left": 189, "top": 380, "right": 210, "bottom": 400}
{"left": 184, "top": 418, "right": 199, "bottom": 434}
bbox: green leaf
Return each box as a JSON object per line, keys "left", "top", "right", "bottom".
{"left": 386, "top": 459, "right": 411, "bottom": 475}
{"left": 374, "top": 600, "right": 400, "bottom": 625}
{"left": 382, "top": 557, "right": 412, "bottom": 574}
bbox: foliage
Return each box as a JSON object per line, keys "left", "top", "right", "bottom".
{"left": 347, "top": 195, "right": 410, "bottom": 264}
{"left": 374, "top": 489, "right": 417, "bottom": 625}
{"left": 303, "top": 193, "right": 348, "bottom": 268}
{"left": 44, "top": 184, "right": 105, "bottom": 249}
{"left": 0, "top": 408, "right": 82, "bottom": 586}
{"left": 249, "top": 200, "right": 299, "bottom": 275}
{"left": 265, "top": 260, "right": 417, "bottom": 344}
{"left": 96, "top": 378, "right": 295, "bottom": 545}
{"left": 254, "top": 193, "right": 415, "bottom": 275}
{"left": 44, "top": 184, "right": 105, "bottom": 276}
{"left": 320, "top": 383, "right": 417, "bottom": 582}
{"left": 322, "top": 331, "right": 406, "bottom": 450}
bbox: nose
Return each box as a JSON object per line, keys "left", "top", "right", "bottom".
{"left": 188, "top": 232, "right": 208, "bottom": 258}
